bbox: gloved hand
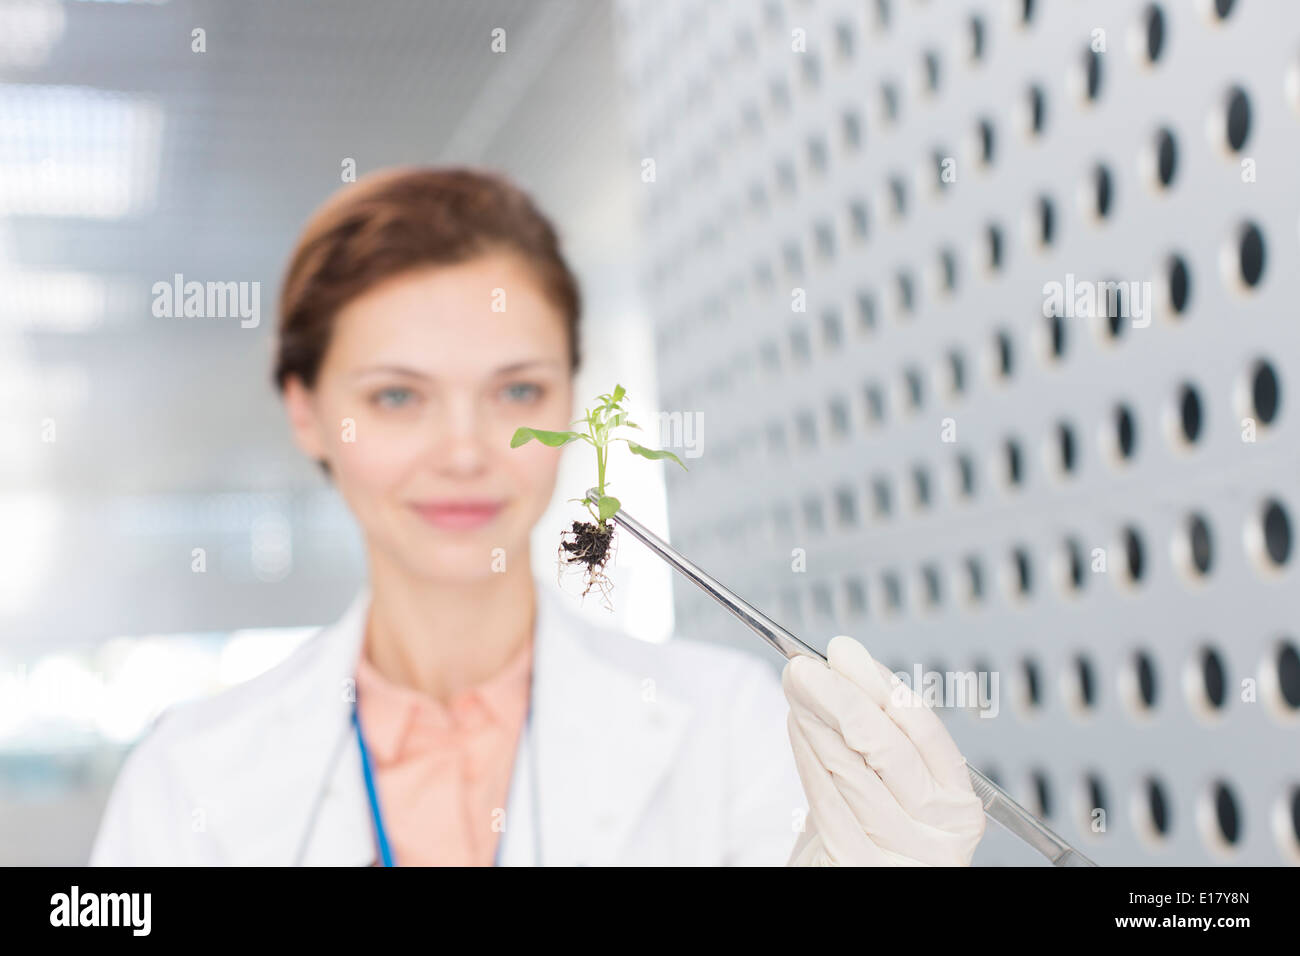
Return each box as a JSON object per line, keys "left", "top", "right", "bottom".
{"left": 782, "top": 636, "right": 986, "bottom": 866}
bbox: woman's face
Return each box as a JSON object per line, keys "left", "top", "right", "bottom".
{"left": 283, "top": 252, "right": 575, "bottom": 584}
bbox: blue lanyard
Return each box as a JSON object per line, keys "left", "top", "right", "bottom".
{"left": 352, "top": 692, "right": 535, "bottom": 867}
{"left": 352, "top": 700, "right": 398, "bottom": 867}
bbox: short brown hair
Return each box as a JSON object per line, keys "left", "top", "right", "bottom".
{"left": 273, "top": 165, "right": 582, "bottom": 394}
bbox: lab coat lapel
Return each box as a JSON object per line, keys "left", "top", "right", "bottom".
{"left": 171, "top": 584, "right": 375, "bottom": 865}
{"left": 294, "top": 705, "right": 375, "bottom": 866}
{"left": 497, "top": 584, "right": 693, "bottom": 866}
{"left": 278, "top": 587, "right": 375, "bottom": 866}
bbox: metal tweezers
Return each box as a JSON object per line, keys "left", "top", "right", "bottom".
{"left": 588, "top": 489, "right": 1098, "bottom": 867}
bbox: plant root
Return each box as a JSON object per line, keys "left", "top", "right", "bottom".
{"left": 557, "top": 520, "right": 617, "bottom": 609}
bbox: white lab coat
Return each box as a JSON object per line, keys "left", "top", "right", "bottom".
{"left": 88, "top": 580, "right": 807, "bottom": 866}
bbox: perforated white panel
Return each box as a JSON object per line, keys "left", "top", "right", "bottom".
{"left": 615, "top": 0, "right": 1300, "bottom": 864}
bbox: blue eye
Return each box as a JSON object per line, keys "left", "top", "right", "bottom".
{"left": 372, "top": 386, "right": 415, "bottom": 409}
{"left": 503, "top": 383, "right": 543, "bottom": 403}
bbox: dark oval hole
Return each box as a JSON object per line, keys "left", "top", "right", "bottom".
{"left": 1124, "top": 526, "right": 1145, "bottom": 582}
{"left": 1028, "top": 85, "right": 1046, "bottom": 135}
{"left": 1188, "top": 514, "right": 1213, "bottom": 575}
{"left": 1075, "top": 655, "right": 1096, "bottom": 708}
{"left": 1057, "top": 422, "right": 1077, "bottom": 473}
{"left": 1093, "top": 164, "right": 1113, "bottom": 218}
{"left": 872, "top": 476, "right": 892, "bottom": 517}
{"left": 940, "top": 249, "right": 958, "bottom": 291}
{"left": 1213, "top": 780, "right": 1241, "bottom": 845}
{"left": 1147, "top": 778, "right": 1170, "bottom": 835}
{"left": 987, "top": 223, "right": 1004, "bottom": 270}
{"left": 1048, "top": 312, "right": 1067, "bottom": 359}
{"left": 1178, "top": 383, "right": 1203, "bottom": 443}
{"left": 1262, "top": 499, "right": 1292, "bottom": 566}
{"left": 883, "top": 572, "right": 902, "bottom": 610}
{"left": 1276, "top": 641, "right": 1300, "bottom": 711}
{"left": 978, "top": 118, "right": 995, "bottom": 164}
{"left": 1014, "top": 548, "right": 1032, "bottom": 595}
{"left": 1038, "top": 195, "right": 1055, "bottom": 245}
{"left": 1083, "top": 47, "right": 1102, "bottom": 101}
{"left": 890, "top": 177, "right": 907, "bottom": 217}
{"left": 1033, "top": 772, "right": 1052, "bottom": 818}
{"left": 1067, "top": 539, "right": 1085, "bottom": 590}
{"left": 1143, "top": 4, "right": 1165, "bottom": 63}
{"left": 1105, "top": 281, "right": 1125, "bottom": 339}
{"left": 1251, "top": 359, "right": 1280, "bottom": 425}
{"left": 1086, "top": 775, "right": 1109, "bottom": 826}
{"left": 1155, "top": 128, "right": 1177, "bottom": 186}
{"left": 1005, "top": 439, "right": 1023, "bottom": 486}
{"left": 1237, "top": 222, "right": 1265, "bottom": 288}
{"left": 1202, "top": 646, "right": 1227, "bottom": 710}
{"left": 1167, "top": 254, "right": 1191, "bottom": 315}
{"left": 1134, "top": 650, "right": 1158, "bottom": 709}
{"left": 1115, "top": 404, "right": 1137, "bottom": 459}
{"left": 968, "top": 15, "right": 986, "bottom": 61}
{"left": 997, "top": 330, "right": 1014, "bottom": 377}
{"left": 966, "top": 555, "right": 984, "bottom": 600}
{"left": 1023, "top": 659, "right": 1041, "bottom": 707}
{"left": 905, "top": 367, "right": 923, "bottom": 407}
{"left": 1225, "top": 86, "right": 1251, "bottom": 152}
{"left": 922, "top": 565, "right": 941, "bottom": 605}
{"left": 923, "top": 49, "right": 941, "bottom": 93}
{"left": 957, "top": 454, "right": 975, "bottom": 496}
{"left": 911, "top": 465, "right": 930, "bottom": 508}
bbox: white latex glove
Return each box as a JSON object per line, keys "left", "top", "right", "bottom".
{"left": 782, "top": 636, "right": 986, "bottom": 866}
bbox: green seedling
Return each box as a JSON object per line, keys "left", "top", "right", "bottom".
{"left": 510, "top": 383, "right": 687, "bottom": 604}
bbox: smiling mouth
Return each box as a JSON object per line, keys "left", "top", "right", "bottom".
{"left": 409, "top": 501, "right": 505, "bottom": 530}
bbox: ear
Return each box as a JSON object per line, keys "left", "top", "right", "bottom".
{"left": 282, "top": 375, "right": 327, "bottom": 462}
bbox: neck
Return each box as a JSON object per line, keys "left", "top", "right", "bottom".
{"left": 362, "top": 552, "right": 537, "bottom": 704}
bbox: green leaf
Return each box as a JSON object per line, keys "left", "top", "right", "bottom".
{"left": 626, "top": 441, "right": 688, "bottom": 470}
{"left": 510, "top": 427, "right": 583, "bottom": 448}
{"left": 609, "top": 410, "right": 638, "bottom": 429}
{"left": 611, "top": 384, "right": 626, "bottom": 403}
{"left": 597, "top": 495, "right": 621, "bottom": 522}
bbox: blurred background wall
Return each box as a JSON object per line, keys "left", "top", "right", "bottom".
{"left": 2, "top": 0, "right": 1298, "bottom": 866}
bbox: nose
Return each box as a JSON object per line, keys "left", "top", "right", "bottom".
{"left": 434, "top": 393, "right": 489, "bottom": 477}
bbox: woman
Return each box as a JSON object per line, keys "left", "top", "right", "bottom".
{"left": 89, "top": 167, "right": 986, "bottom": 866}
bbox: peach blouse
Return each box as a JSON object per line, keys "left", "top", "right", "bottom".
{"left": 353, "top": 637, "right": 534, "bottom": 866}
